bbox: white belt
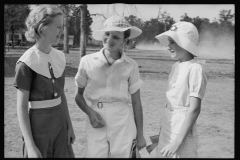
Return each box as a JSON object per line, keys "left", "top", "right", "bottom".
{"left": 92, "top": 101, "right": 129, "bottom": 108}
{"left": 29, "top": 97, "right": 61, "bottom": 109}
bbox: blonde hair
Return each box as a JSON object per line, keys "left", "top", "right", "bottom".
{"left": 25, "top": 5, "right": 63, "bottom": 42}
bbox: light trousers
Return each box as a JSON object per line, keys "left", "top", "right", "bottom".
{"left": 85, "top": 102, "right": 137, "bottom": 158}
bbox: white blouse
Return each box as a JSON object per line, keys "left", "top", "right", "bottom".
{"left": 162, "top": 58, "right": 208, "bottom": 134}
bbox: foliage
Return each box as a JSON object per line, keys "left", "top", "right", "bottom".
{"left": 68, "top": 5, "right": 93, "bottom": 47}
{"left": 125, "top": 9, "right": 175, "bottom": 43}
{"left": 5, "top": 5, "right": 234, "bottom": 48}
{"left": 4, "top": 4, "right": 30, "bottom": 50}
{"left": 178, "top": 9, "right": 235, "bottom": 43}
{"left": 4, "top": 4, "right": 30, "bottom": 33}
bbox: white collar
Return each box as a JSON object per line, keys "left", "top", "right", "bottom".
{"left": 177, "top": 58, "right": 205, "bottom": 66}
{"left": 96, "top": 48, "right": 131, "bottom": 63}
{"left": 17, "top": 45, "right": 66, "bottom": 79}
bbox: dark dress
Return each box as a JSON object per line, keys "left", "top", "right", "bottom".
{"left": 13, "top": 46, "right": 75, "bottom": 158}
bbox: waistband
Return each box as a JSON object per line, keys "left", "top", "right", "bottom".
{"left": 29, "top": 97, "right": 61, "bottom": 109}
{"left": 92, "top": 101, "right": 129, "bottom": 108}
{"left": 165, "top": 102, "right": 188, "bottom": 112}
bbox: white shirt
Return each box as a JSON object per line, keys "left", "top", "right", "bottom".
{"left": 162, "top": 58, "right": 208, "bottom": 134}
{"left": 74, "top": 48, "right": 143, "bottom": 104}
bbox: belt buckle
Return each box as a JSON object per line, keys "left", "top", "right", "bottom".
{"left": 97, "top": 102, "right": 103, "bottom": 109}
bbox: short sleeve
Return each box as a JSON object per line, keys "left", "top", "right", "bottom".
{"left": 128, "top": 61, "right": 143, "bottom": 94}
{"left": 189, "top": 64, "right": 207, "bottom": 99}
{"left": 13, "top": 62, "right": 33, "bottom": 91}
{"left": 74, "top": 56, "right": 88, "bottom": 88}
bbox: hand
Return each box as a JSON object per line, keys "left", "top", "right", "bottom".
{"left": 136, "top": 135, "right": 147, "bottom": 150}
{"left": 67, "top": 125, "right": 76, "bottom": 145}
{"left": 88, "top": 109, "right": 105, "bottom": 128}
{"left": 160, "top": 140, "right": 181, "bottom": 158}
{"left": 27, "top": 145, "right": 42, "bottom": 158}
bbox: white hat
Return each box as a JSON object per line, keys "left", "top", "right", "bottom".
{"left": 92, "top": 15, "right": 142, "bottom": 41}
{"left": 155, "top": 21, "right": 199, "bottom": 56}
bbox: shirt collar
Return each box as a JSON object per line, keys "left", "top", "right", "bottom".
{"left": 97, "top": 48, "right": 130, "bottom": 63}
{"left": 177, "top": 58, "right": 206, "bottom": 66}
{"left": 119, "top": 49, "right": 131, "bottom": 63}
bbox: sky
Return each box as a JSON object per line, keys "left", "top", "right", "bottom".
{"left": 87, "top": 4, "right": 235, "bottom": 31}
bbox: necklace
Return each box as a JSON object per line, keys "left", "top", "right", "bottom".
{"left": 103, "top": 52, "right": 111, "bottom": 65}
{"left": 103, "top": 51, "right": 116, "bottom": 66}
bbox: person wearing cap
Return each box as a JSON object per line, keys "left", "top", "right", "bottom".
{"left": 74, "top": 15, "right": 146, "bottom": 158}
{"left": 13, "top": 5, "right": 75, "bottom": 158}
{"left": 155, "top": 21, "right": 208, "bottom": 158}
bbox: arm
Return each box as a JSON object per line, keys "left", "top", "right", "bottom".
{"left": 131, "top": 89, "right": 146, "bottom": 150}
{"left": 75, "top": 87, "right": 104, "bottom": 128}
{"left": 17, "top": 88, "right": 42, "bottom": 158}
{"left": 160, "top": 97, "right": 201, "bottom": 157}
{"left": 174, "top": 97, "right": 201, "bottom": 143}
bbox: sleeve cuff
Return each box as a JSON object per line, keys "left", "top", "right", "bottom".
{"left": 189, "top": 92, "right": 203, "bottom": 100}
{"left": 129, "top": 79, "right": 143, "bottom": 94}
{"left": 74, "top": 76, "right": 87, "bottom": 88}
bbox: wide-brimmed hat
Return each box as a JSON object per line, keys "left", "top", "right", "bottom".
{"left": 155, "top": 21, "right": 199, "bottom": 56}
{"left": 92, "top": 15, "right": 142, "bottom": 41}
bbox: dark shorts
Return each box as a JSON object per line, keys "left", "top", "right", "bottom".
{"left": 22, "top": 104, "right": 74, "bottom": 158}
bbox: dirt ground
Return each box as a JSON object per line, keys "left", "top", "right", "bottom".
{"left": 4, "top": 48, "right": 234, "bottom": 158}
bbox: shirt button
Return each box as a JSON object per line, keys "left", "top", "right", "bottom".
{"left": 54, "top": 93, "right": 57, "bottom": 97}
{"left": 52, "top": 79, "right": 55, "bottom": 83}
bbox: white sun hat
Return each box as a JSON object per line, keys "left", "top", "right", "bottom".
{"left": 92, "top": 15, "right": 142, "bottom": 41}
{"left": 155, "top": 21, "right": 199, "bottom": 56}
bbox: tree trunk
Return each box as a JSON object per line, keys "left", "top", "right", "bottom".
{"left": 74, "top": 17, "right": 80, "bottom": 47}
{"left": 4, "top": 32, "right": 6, "bottom": 55}
{"left": 11, "top": 30, "right": 15, "bottom": 49}
{"left": 63, "top": 5, "right": 69, "bottom": 53}
{"left": 80, "top": 4, "right": 87, "bottom": 57}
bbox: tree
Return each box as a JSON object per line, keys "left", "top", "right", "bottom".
{"left": 61, "top": 5, "right": 70, "bottom": 53}
{"left": 218, "top": 9, "right": 235, "bottom": 34}
{"left": 4, "top": 4, "right": 30, "bottom": 50}
{"left": 68, "top": 5, "right": 92, "bottom": 48}
{"left": 141, "top": 18, "right": 162, "bottom": 43}
{"left": 180, "top": 13, "right": 192, "bottom": 22}
{"left": 58, "top": 4, "right": 76, "bottom": 53}
{"left": 156, "top": 6, "right": 175, "bottom": 35}
{"left": 84, "top": 8, "right": 93, "bottom": 46}
{"left": 79, "top": 4, "right": 87, "bottom": 57}
{"left": 69, "top": 6, "right": 81, "bottom": 47}
{"left": 125, "top": 15, "right": 144, "bottom": 42}
{"left": 219, "top": 9, "right": 235, "bottom": 24}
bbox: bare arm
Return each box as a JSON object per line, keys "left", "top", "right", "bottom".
{"left": 161, "top": 97, "right": 201, "bottom": 157}
{"left": 131, "top": 89, "right": 146, "bottom": 150}
{"left": 175, "top": 97, "right": 201, "bottom": 143}
{"left": 75, "top": 87, "right": 104, "bottom": 128}
{"left": 17, "top": 88, "right": 42, "bottom": 158}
